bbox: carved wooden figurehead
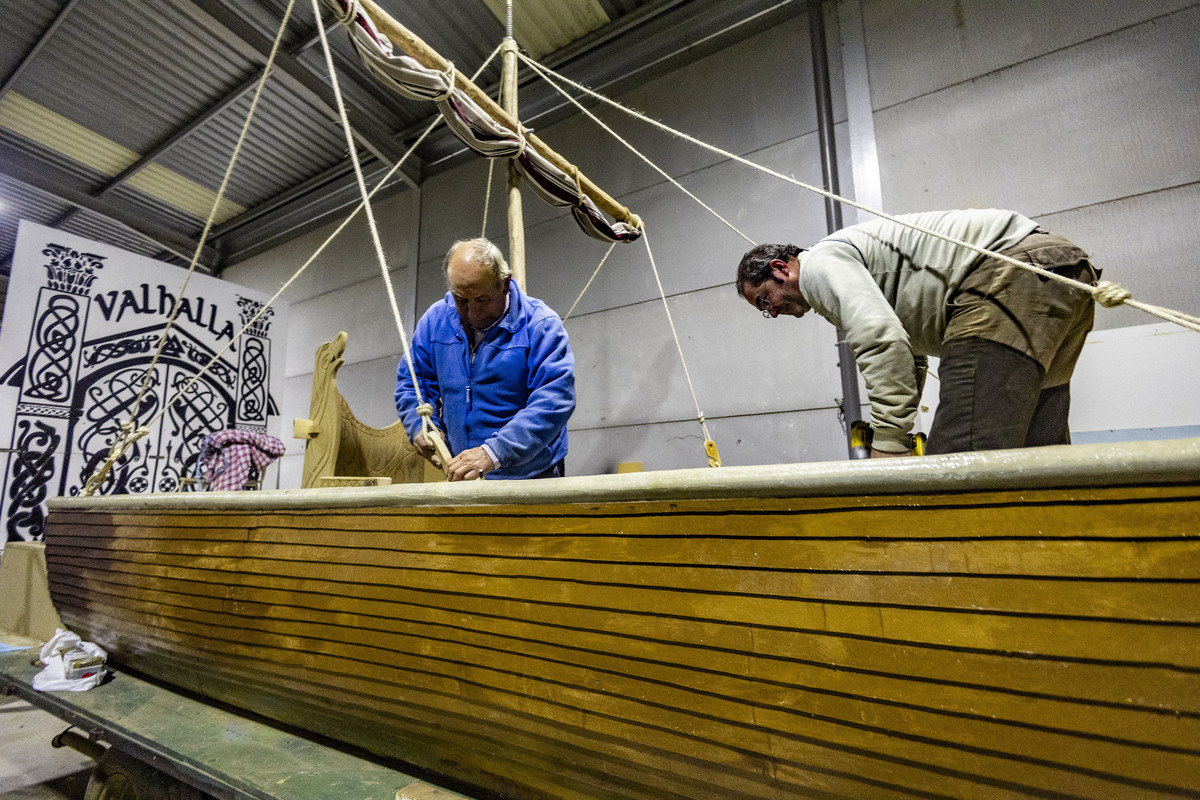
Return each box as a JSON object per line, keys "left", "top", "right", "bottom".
{"left": 294, "top": 332, "right": 441, "bottom": 487}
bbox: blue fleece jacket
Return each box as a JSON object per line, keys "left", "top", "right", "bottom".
{"left": 394, "top": 280, "right": 575, "bottom": 479}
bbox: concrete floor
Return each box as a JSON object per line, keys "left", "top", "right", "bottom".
{"left": 0, "top": 696, "right": 93, "bottom": 800}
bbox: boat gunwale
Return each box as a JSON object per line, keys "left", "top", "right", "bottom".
{"left": 47, "top": 437, "right": 1200, "bottom": 513}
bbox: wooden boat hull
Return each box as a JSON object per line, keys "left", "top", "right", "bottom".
{"left": 44, "top": 440, "right": 1200, "bottom": 800}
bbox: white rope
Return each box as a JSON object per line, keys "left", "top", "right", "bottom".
{"left": 520, "top": 54, "right": 754, "bottom": 247}
{"left": 641, "top": 226, "right": 715, "bottom": 445}
{"left": 562, "top": 241, "right": 616, "bottom": 322}
{"left": 127, "top": 43, "right": 505, "bottom": 450}
{"left": 521, "top": 57, "right": 1200, "bottom": 335}
{"left": 481, "top": 158, "right": 495, "bottom": 237}
{"left": 81, "top": 0, "right": 300, "bottom": 495}
{"left": 313, "top": 0, "right": 428, "bottom": 422}
{"left": 131, "top": 0, "right": 299, "bottom": 425}
{"left": 561, "top": 242, "right": 619, "bottom": 323}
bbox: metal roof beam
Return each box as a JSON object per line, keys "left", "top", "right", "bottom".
{"left": 0, "top": 149, "right": 219, "bottom": 272}
{"left": 0, "top": 0, "right": 83, "bottom": 102}
{"left": 415, "top": 0, "right": 802, "bottom": 172}
{"left": 54, "top": 22, "right": 339, "bottom": 232}
{"left": 181, "top": 0, "right": 420, "bottom": 189}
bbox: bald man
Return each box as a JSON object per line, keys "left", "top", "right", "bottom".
{"left": 395, "top": 237, "right": 575, "bottom": 481}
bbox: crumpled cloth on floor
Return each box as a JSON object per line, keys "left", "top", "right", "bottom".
{"left": 197, "top": 429, "right": 286, "bottom": 491}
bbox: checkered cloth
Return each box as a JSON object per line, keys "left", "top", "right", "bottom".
{"left": 197, "top": 429, "right": 286, "bottom": 491}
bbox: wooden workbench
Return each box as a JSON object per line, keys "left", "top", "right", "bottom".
{"left": 0, "top": 635, "right": 472, "bottom": 800}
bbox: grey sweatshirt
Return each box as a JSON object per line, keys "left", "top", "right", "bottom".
{"left": 799, "top": 208, "right": 1039, "bottom": 451}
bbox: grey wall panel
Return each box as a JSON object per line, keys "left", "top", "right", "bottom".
{"left": 521, "top": 125, "right": 854, "bottom": 319}
{"left": 224, "top": 191, "right": 417, "bottom": 304}
{"left": 276, "top": 371, "right": 314, "bottom": 489}
{"left": 874, "top": 7, "right": 1200, "bottom": 215}
{"left": 335, "top": 353, "right": 406, "bottom": 429}
{"left": 280, "top": 267, "right": 410, "bottom": 378}
{"left": 414, "top": 257, "right": 450, "bottom": 322}
{"left": 863, "top": 0, "right": 1194, "bottom": 111}
{"left": 567, "top": 285, "right": 847, "bottom": 429}
{"left": 1039, "top": 183, "right": 1200, "bottom": 332}
{"left": 417, "top": 159, "right": 513, "bottom": 260}
{"left": 525, "top": 12, "right": 834, "bottom": 205}
{"left": 567, "top": 407, "right": 848, "bottom": 476}
{"left": 277, "top": 454, "right": 304, "bottom": 490}
{"left": 277, "top": 372, "right": 315, "bottom": 463}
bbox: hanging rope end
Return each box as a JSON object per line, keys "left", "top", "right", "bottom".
{"left": 705, "top": 439, "right": 721, "bottom": 468}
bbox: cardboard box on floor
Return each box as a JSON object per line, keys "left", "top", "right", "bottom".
{"left": 0, "top": 543, "right": 64, "bottom": 642}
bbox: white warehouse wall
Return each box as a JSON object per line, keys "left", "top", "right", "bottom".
{"left": 226, "top": 0, "right": 1200, "bottom": 485}
{"left": 223, "top": 190, "right": 420, "bottom": 488}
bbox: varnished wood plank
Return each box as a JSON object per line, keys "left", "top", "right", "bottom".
{"left": 47, "top": 546, "right": 1200, "bottom": 669}
{"left": 50, "top": 578, "right": 1200, "bottom": 798}
{"left": 46, "top": 556, "right": 1200, "bottom": 716}
{"left": 41, "top": 440, "right": 1200, "bottom": 800}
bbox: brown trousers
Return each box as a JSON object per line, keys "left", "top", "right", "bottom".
{"left": 926, "top": 230, "right": 1098, "bottom": 454}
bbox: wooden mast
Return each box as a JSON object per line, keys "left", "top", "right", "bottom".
{"left": 500, "top": 3, "right": 525, "bottom": 289}
{"left": 357, "top": 0, "right": 638, "bottom": 237}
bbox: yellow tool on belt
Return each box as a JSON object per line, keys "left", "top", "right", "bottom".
{"left": 849, "top": 420, "right": 926, "bottom": 460}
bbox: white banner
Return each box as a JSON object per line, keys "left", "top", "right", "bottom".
{"left": 0, "top": 221, "right": 288, "bottom": 548}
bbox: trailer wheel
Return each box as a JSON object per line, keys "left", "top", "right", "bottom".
{"left": 83, "top": 749, "right": 208, "bottom": 800}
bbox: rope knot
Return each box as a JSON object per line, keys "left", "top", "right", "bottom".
{"left": 512, "top": 125, "right": 528, "bottom": 159}
{"left": 432, "top": 60, "right": 456, "bottom": 101}
{"left": 333, "top": 0, "right": 359, "bottom": 26}
{"left": 416, "top": 403, "right": 435, "bottom": 418}
{"left": 1094, "top": 280, "right": 1132, "bottom": 308}
{"left": 569, "top": 165, "right": 584, "bottom": 209}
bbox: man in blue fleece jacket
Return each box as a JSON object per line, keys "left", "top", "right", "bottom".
{"left": 395, "top": 238, "right": 575, "bottom": 481}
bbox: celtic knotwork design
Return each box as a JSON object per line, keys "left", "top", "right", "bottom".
{"left": 237, "top": 296, "right": 274, "bottom": 336}
{"left": 5, "top": 419, "right": 61, "bottom": 541}
{"left": 16, "top": 405, "right": 72, "bottom": 418}
{"left": 166, "top": 371, "right": 229, "bottom": 483}
{"left": 157, "top": 438, "right": 180, "bottom": 492}
{"left": 166, "top": 334, "right": 236, "bottom": 387}
{"left": 42, "top": 244, "right": 105, "bottom": 295}
{"left": 85, "top": 335, "right": 235, "bottom": 388}
{"left": 85, "top": 334, "right": 158, "bottom": 368}
{"left": 76, "top": 368, "right": 162, "bottom": 495}
{"left": 26, "top": 294, "right": 81, "bottom": 402}
{"left": 238, "top": 337, "right": 267, "bottom": 421}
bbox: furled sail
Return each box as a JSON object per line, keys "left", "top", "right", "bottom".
{"left": 323, "top": 0, "right": 643, "bottom": 244}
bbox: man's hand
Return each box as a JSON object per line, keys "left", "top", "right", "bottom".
{"left": 870, "top": 447, "right": 911, "bottom": 458}
{"left": 412, "top": 429, "right": 445, "bottom": 469}
{"left": 446, "top": 447, "right": 495, "bottom": 482}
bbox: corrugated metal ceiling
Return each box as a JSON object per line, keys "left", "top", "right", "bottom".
{"left": 0, "top": 0, "right": 802, "bottom": 325}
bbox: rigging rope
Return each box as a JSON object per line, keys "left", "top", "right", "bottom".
{"left": 518, "top": 56, "right": 1200, "bottom": 335}
{"left": 521, "top": 54, "right": 755, "bottom": 248}
{"left": 82, "top": 0, "right": 300, "bottom": 496}
{"left": 641, "top": 227, "right": 721, "bottom": 467}
{"left": 312, "top": 0, "right": 423, "bottom": 423}
{"left": 161, "top": 47, "right": 496, "bottom": 431}
{"left": 316, "top": 0, "right": 508, "bottom": 466}
{"left": 81, "top": 23, "right": 504, "bottom": 492}
{"left": 481, "top": 158, "right": 496, "bottom": 237}
{"left": 562, "top": 242, "right": 617, "bottom": 322}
